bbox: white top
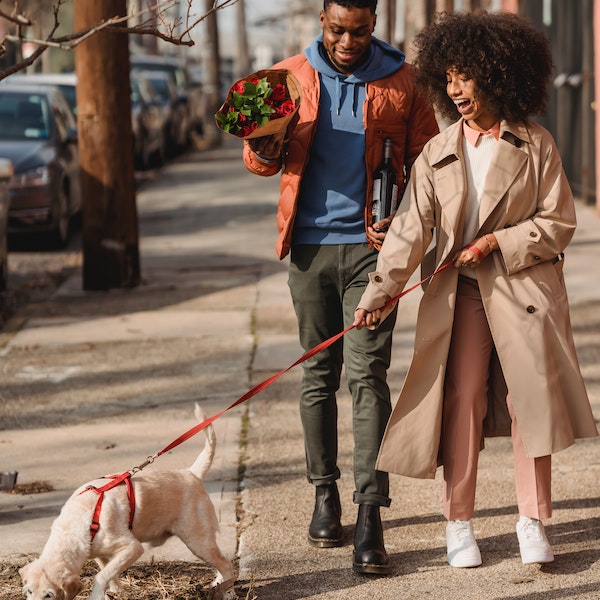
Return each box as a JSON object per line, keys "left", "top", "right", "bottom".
{"left": 461, "top": 132, "right": 498, "bottom": 278}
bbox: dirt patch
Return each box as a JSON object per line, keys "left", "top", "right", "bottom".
{"left": 4, "top": 481, "right": 54, "bottom": 495}
{"left": 2, "top": 560, "right": 255, "bottom": 599}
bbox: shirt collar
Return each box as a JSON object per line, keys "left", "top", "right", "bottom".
{"left": 463, "top": 121, "right": 500, "bottom": 146}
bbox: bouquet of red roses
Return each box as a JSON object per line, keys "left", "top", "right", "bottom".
{"left": 215, "top": 69, "right": 301, "bottom": 140}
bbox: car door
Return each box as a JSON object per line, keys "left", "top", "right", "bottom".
{"left": 51, "top": 92, "right": 81, "bottom": 215}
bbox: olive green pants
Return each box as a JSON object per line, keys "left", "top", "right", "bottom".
{"left": 288, "top": 244, "right": 396, "bottom": 507}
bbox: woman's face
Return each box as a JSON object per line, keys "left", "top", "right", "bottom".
{"left": 446, "top": 68, "right": 496, "bottom": 131}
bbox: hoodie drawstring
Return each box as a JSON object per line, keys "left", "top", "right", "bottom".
{"left": 335, "top": 76, "right": 359, "bottom": 118}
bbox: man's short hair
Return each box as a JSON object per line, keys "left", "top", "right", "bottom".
{"left": 323, "top": 0, "right": 378, "bottom": 13}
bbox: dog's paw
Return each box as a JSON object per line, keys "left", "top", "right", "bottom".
{"left": 107, "top": 579, "right": 123, "bottom": 594}
{"left": 208, "top": 581, "right": 238, "bottom": 600}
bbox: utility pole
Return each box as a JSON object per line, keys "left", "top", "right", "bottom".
{"left": 74, "top": 1, "right": 140, "bottom": 290}
{"left": 403, "top": 0, "right": 427, "bottom": 62}
{"left": 204, "top": 0, "right": 223, "bottom": 146}
{"left": 236, "top": 0, "right": 251, "bottom": 78}
{"left": 378, "top": 0, "right": 391, "bottom": 43}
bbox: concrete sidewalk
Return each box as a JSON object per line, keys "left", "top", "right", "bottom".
{"left": 1, "top": 140, "right": 599, "bottom": 599}
{"left": 0, "top": 141, "right": 281, "bottom": 571}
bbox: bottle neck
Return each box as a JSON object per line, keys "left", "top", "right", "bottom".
{"left": 382, "top": 139, "right": 392, "bottom": 165}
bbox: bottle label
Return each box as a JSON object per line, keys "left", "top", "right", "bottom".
{"left": 391, "top": 184, "right": 399, "bottom": 213}
{"left": 372, "top": 179, "right": 382, "bottom": 222}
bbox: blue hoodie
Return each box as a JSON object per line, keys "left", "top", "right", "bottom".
{"left": 292, "top": 35, "right": 405, "bottom": 246}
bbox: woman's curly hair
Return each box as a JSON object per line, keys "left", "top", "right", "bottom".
{"left": 413, "top": 11, "right": 554, "bottom": 123}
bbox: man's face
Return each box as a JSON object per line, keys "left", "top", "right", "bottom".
{"left": 320, "top": 3, "right": 376, "bottom": 75}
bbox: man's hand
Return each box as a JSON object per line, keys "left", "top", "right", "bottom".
{"left": 247, "top": 135, "right": 284, "bottom": 160}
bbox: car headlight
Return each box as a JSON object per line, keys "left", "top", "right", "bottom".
{"left": 10, "top": 166, "right": 50, "bottom": 189}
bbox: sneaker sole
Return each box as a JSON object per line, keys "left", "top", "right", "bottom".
{"left": 520, "top": 552, "right": 554, "bottom": 565}
{"left": 448, "top": 557, "right": 482, "bottom": 568}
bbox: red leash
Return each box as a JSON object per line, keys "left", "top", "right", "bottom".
{"left": 82, "top": 260, "right": 453, "bottom": 540}
{"left": 142, "top": 260, "right": 454, "bottom": 465}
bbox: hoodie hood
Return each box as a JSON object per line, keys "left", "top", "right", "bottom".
{"left": 304, "top": 34, "right": 405, "bottom": 83}
{"left": 305, "top": 35, "right": 405, "bottom": 116}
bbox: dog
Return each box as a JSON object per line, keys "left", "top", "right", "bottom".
{"left": 19, "top": 403, "right": 237, "bottom": 600}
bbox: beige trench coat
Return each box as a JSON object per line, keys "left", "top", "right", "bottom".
{"left": 358, "top": 118, "right": 598, "bottom": 479}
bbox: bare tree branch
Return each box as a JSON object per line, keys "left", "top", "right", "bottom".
{"left": 1, "top": 0, "right": 240, "bottom": 56}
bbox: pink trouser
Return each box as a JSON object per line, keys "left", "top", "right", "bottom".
{"left": 442, "top": 276, "right": 552, "bottom": 521}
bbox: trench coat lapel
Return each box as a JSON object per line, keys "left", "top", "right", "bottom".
{"left": 428, "top": 121, "right": 466, "bottom": 261}
{"left": 478, "top": 122, "right": 531, "bottom": 229}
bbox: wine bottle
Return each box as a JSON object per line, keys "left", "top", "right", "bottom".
{"left": 371, "top": 138, "right": 398, "bottom": 231}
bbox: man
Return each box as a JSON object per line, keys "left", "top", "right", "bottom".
{"left": 243, "top": 0, "right": 438, "bottom": 574}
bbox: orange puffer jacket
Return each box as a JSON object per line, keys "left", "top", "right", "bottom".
{"left": 243, "top": 52, "right": 439, "bottom": 260}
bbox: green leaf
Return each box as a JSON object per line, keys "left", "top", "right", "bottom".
{"left": 242, "top": 81, "right": 257, "bottom": 95}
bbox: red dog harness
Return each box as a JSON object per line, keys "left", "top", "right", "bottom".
{"left": 80, "top": 472, "right": 136, "bottom": 542}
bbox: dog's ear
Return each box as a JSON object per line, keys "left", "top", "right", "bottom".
{"left": 62, "top": 576, "right": 83, "bottom": 600}
{"left": 18, "top": 562, "right": 36, "bottom": 591}
{"left": 18, "top": 562, "right": 32, "bottom": 581}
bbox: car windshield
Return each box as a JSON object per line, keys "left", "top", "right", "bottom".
{"left": 57, "top": 85, "right": 77, "bottom": 116}
{"left": 133, "top": 61, "right": 185, "bottom": 89}
{"left": 0, "top": 92, "right": 50, "bottom": 140}
{"left": 146, "top": 77, "right": 171, "bottom": 102}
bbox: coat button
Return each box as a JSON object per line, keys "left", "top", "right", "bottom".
{"left": 527, "top": 305, "right": 536, "bottom": 314}
{"left": 529, "top": 231, "right": 537, "bottom": 237}
{"left": 374, "top": 275, "right": 383, "bottom": 283}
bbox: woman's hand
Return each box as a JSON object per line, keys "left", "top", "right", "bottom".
{"left": 452, "top": 233, "right": 498, "bottom": 268}
{"left": 354, "top": 307, "right": 384, "bottom": 330}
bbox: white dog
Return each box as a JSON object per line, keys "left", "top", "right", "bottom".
{"left": 19, "top": 403, "right": 237, "bottom": 600}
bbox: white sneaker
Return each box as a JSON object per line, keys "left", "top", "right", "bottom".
{"left": 446, "top": 520, "right": 482, "bottom": 568}
{"left": 516, "top": 516, "right": 554, "bottom": 564}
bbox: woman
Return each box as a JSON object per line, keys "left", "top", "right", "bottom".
{"left": 354, "top": 11, "right": 598, "bottom": 568}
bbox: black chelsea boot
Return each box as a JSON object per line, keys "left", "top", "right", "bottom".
{"left": 308, "top": 482, "right": 343, "bottom": 548}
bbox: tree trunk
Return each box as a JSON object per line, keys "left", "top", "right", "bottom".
{"left": 204, "top": 0, "right": 223, "bottom": 147}
{"left": 235, "top": 0, "right": 251, "bottom": 78}
{"left": 74, "top": 0, "right": 140, "bottom": 290}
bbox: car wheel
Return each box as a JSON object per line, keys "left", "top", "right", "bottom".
{"left": 50, "top": 184, "right": 70, "bottom": 248}
{"left": 0, "top": 232, "right": 7, "bottom": 291}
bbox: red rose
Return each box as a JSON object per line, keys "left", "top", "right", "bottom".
{"left": 233, "top": 81, "right": 246, "bottom": 94}
{"left": 275, "top": 99, "right": 296, "bottom": 118}
{"left": 272, "top": 84, "right": 287, "bottom": 102}
{"left": 250, "top": 78, "right": 261, "bottom": 85}
{"left": 238, "top": 121, "right": 259, "bottom": 137}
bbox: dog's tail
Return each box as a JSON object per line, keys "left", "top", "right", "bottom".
{"left": 189, "top": 402, "right": 216, "bottom": 480}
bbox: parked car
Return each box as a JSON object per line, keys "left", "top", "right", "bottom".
{"left": 130, "top": 71, "right": 169, "bottom": 169}
{"left": 0, "top": 158, "right": 13, "bottom": 291}
{"left": 0, "top": 84, "right": 81, "bottom": 247}
{"left": 4, "top": 72, "right": 78, "bottom": 116}
{"left": 134, "top": 69, "right": 189, "bottom": 156}
{"left": 130, "top": 54, "right": 205, "bottom": 142}
{"left": 5, "top": 71, "right": 169, "bottom": 172}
